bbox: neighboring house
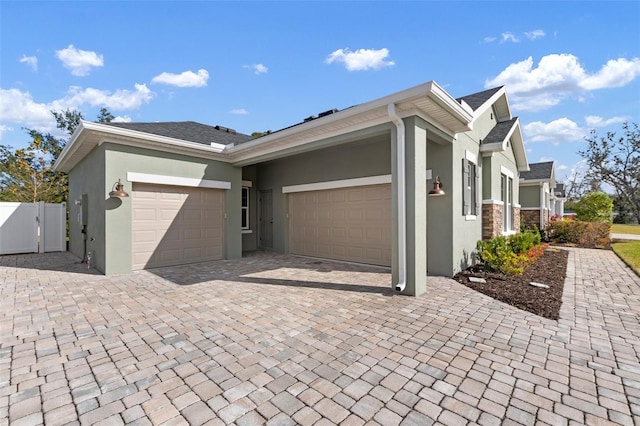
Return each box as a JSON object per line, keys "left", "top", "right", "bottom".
{"left": 519, "top": 161, "right": 565, "bottom": 229}
{"left": 54, "top": 81, "right": 528, "bottom": 296}
{"left": 553, "top": 183, "right": 566, "bottom": 218}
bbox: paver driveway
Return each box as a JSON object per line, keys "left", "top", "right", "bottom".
{"left": 1, "top": 248, "right": 639, "bottom": 425}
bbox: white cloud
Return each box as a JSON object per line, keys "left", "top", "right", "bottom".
{"left": 523, "top": 118, "right": 586, "bottom": 144}
{"left": 483, "top": 36, "right": 497, "bottom": 43}
{"left": 57, "top": 84, "right": 154, "bottom": 110}
{"left": 244, "top": 64, "right": 268, "bottom": 75}
{"left": 581, "top": 58, "right": 640, "bottom": 90}
{"left": 326, "top": 48, "right": 395, "bottom": 71}
{"left": 500, "top": 32, "right": 519, "bottom": 43}
{"left": 230, "top": 108, "right": 249, "bottom": 115}
{"left": 151, "top": 69, "right": 209, "bottom": 87}
{"left": 585, "top": 115, "right": 629, "bottom": 127}
{"left": 486, "top": 54, "right": 640, "bottom": 111}
{"left": 19, "top": 55, "right": 38, "bottom": 71}
{"left": 56, "top": 44, "right": 104, "bottom": 76}
{"left": 524, "top": 30, "right": 546, "bottom": 40}
{"left": 112, "top": 115, "right": 132, "bottom": 123}
{"left": 0, "top": 85, "right": 153, "bottom": 136}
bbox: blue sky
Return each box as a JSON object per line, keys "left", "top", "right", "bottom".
{"left": 1, "top": 1, "right": 639, "bottom": 183}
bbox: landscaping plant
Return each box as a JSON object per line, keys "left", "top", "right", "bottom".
{"left": 477, "top": 230, "right": 544, "bottom": 276}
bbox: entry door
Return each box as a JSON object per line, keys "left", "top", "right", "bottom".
{"left": 259, "top": 190, "right": 273, "bottom": 249}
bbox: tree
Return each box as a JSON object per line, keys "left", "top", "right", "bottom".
{"left": 573, "top": 191, "right": 613, "bottom": 222}
{"left": 578, "top": 121, "right": 640, "bottom": 221}
{"left": 97, "top": 107, "right": 114, "bottom": 123}
{"left": 0, "top": 109, "right": 86, "bottom": 203}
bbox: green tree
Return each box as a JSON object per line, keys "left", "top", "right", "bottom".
{"left": 578, "top": 121, "right": 640, "bottom": 221}
{"left": 0, "top": 109, "right": 87, "bottom": 203}
{"left": 97, "top": 107, "right": 115, "bottom": 123}
{"left": 573, "top": 192, "right": 613, "bottom": 222}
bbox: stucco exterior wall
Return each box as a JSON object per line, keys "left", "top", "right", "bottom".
{"left": 520, "top": 185, "right": 541, "bottom": 208}
{"left": 256, "top": 132, "right": 392, "bottom": 255}
{"left": 99, "top": 143, "right": 241, "bottom": 274}
{"left": 68, "top": 145, "right": 106, "bottom": 272}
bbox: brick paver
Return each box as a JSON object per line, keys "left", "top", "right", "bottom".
{"left": 1, "top": 248, "right": 639, "bottom": 424}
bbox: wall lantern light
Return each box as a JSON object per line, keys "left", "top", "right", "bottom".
{"left": 428, "top": 176, "right": 445, "bottom": 196}
{"left": 109, "top": 179, "right": 129, "bottom": 198}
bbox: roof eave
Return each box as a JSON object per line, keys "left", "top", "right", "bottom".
{"left": 54, "top": 121, "right": 229, "bottom": 173}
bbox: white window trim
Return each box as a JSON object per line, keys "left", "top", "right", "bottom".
{"left": 500, "top": 166, "right": 515, "bottom": 179}
{"left": 127, "top": 172, "right": 231, "bottom": 189}
{"left": 483, "top": 199, "right": 504, "bottom": 205}
{"left": 282, "top": 174, "right": 391, "bottom": 194}
{"left": 465, "top": 215, "right": 477, "bottom": 221}
{"left": 465, "top": 150, "right": 477, "bottom": 163}
{"left": 241, "top": 186, "right": 250, "bottom": 230}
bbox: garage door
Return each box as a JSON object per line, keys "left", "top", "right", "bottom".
{"left": 289, "top": 184, "right": 391, "bottom": 266}
{"left": 131, "top": 183, "right": 224, "bottom": 270}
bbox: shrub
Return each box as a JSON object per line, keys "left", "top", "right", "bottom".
{"left": 573, "top": 192, "right": 613, "bottom": 222}
{"left": 476, "top": 230, "right": 543, "bottom": 275}
{"left": 545, "top": 218, "right": 611, "bottom": 247}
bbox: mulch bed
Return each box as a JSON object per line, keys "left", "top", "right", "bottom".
{"left": 453, "top": 248, "right": 569, "bottom": 320}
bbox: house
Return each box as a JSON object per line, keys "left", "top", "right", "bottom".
{"left": 519, "top": 161, "right": 565, "bottom": 229}
{"left": 54, "top": 81, "right": 528, "bottom": 296}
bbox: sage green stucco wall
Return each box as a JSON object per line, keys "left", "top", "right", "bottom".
{"left": 426, "top": 139, "right": 454, "bottom": 276}
{"left": 256, "top": 131, "right": 392, "bottom": 255}
{"left": 520, "top": 185, "right": 541, "bottom": 207}
{"left": 450, "top": 133, "right": 483, "bottom": 275}
{"left": 482, "top": 148, "right": 519, "bottom": 203}
{"left": 68, "top": 145, "right": 106, "bottom": 272}
{"left": 100, "top": 143, "right": 241, "bottom": 274}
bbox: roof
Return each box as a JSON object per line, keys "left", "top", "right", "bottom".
{"left": 554, "top": 183, "right": 566, "bottom": 197}
{"left": 105, "top": 121, "right": 253, "bottom": 146}
{"left": 520, "top": 161, "right": 554, "bottom": 181}
{"left": 457, "top": 87, "right": 503, "bottom": 111}
{"left": 483, "top": 118, "right": 518, "bottom": 144}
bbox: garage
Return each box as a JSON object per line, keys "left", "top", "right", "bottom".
{"left": 288, "top": 184, "right": 391, "bottom": 266}
{"left": 131, "top": 183, "right": 224, "bottom": 270}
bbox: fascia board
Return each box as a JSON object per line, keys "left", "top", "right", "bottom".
{"left": 55, "top": 121, "right": 230, "bottom": 172}
{"left": 53, "top": 121, "right": 88, "bottom": 172}
{"left": 519, "top": 178, "right": 551, "bottom": 185}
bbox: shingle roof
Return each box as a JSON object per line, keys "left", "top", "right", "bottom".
{"left": 457, "top": 86, "right": 503, "bottom": 111}
{"left": 520, "top": 161, "right": 554, "bottom": 180}
{"left": 104, "top": 121, "right": 254, "bottom": 146}
{"left": 554, "top": 183, "right": 566, "bottom": 197}
{"left": 483, "top": 118, "right": 518, "bottom": 144}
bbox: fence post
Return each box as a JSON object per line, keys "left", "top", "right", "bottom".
{"left": 38, "top": 201, "right": 45, "bottom": 253}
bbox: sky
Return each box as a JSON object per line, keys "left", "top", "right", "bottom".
{"left": 1, "top": 1, "right": 639, "bottom": 184}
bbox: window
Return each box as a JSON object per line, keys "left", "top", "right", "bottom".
{"left": 501, "top": 173, "right": 513, "bottom": 232}
{"left": 463, "top": 157, "right": 478, "bottom": 217}
{"left": 241, "top": 186, "right": 249, "bottom": 230}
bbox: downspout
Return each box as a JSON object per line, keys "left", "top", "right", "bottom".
{"left": 388, "top": 103, "right": 407, "bottom": 292}
{"left": 539, "top": 183, "right": 544, "bottom": 230}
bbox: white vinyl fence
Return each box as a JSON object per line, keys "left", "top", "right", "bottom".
{"left": 0, "top": 202, "right": 66, "bottom": 255}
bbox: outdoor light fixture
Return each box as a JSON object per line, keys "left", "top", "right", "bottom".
{"left": 428, "top": 176, "right": 445, "bottom": 196}
{"left": 109, "top": 179, "right": 129, "bottom": 198}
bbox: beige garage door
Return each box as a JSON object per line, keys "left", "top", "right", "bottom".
{"left": 289, "top": 184, "right": 391, "bottom": 266}
{"left": 131, "top": 183, "right": 224, "bottom": 270}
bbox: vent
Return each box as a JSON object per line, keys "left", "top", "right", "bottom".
{"left": 214, "top": 125, "right": 237, "bottom": 134}
{"left": 303, "top": 116, "right": 316, "bottom": 123}
{"left": 318, "top": 108, "right": 338, "bottom": 118}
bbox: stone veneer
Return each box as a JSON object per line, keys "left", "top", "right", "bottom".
{"left": 482, "top": 203, "right": 502, "bottom": 240}
{"left": 483, "top": 203, "right": 521, "bottom": 240}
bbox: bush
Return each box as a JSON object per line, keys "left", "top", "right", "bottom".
{"left": 574, "top": 192, "right": 613, "bottom": 222}
{"left": 545, "top": 218, "right": 611, "bottom": 247}
{"left": 477, "top": 230, "right": 543, "bottom": 275}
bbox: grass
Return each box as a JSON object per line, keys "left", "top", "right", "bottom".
{"left": 612, "top": 240, "right": 640, "bottom": 275}
{"left": 611, "top": 223, "right": 640, "bottom": 235}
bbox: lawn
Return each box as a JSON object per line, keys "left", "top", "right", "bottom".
{"left": 611, "top": 223, "right": 640, "bottom": 235}
{"left": 612, "top": 240, "right": 640, "bottom": 275}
